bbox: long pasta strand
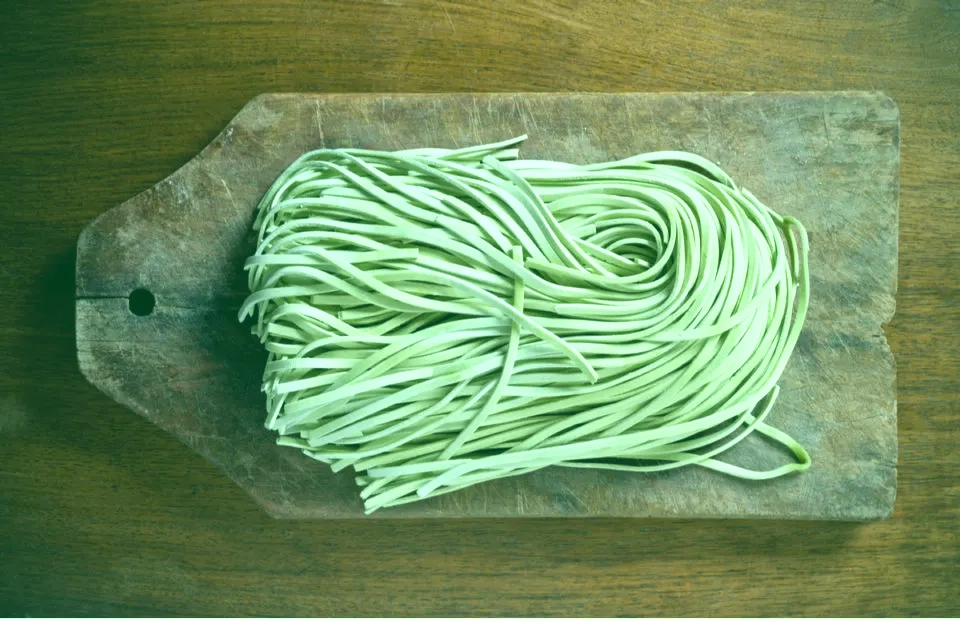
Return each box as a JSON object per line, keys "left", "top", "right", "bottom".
{"left": 239, "top": 135, "right": 811, "bottom": 514}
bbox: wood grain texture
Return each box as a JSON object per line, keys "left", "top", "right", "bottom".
{"left": 1, "top": 0, "right": 957, "bottom": 615}
{"left": 75, "top": 92, "right": 899, "bottom": 520}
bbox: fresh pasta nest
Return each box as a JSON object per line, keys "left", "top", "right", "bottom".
{"left": 238, "top": 136, "right": 811, "bottom": 513}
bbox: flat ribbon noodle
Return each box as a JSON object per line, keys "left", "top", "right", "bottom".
{"left": 239, "top": 135, "right": 811, "bottom": 514}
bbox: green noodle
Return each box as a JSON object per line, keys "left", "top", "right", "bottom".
{"left": 239, "top": 135, "right": 811, "bottom": 513}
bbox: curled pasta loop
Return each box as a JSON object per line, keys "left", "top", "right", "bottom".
{"left": 240, "top": 136, "right": 811, "bottom": 513}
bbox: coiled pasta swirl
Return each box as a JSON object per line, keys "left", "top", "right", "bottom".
{"left": 240, "top": 136, "right": 811, "bottom": 513}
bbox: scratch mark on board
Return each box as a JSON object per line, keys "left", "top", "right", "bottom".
{"left": 315, "top": 101, "right": 327, "bottom": 149}
{"left": 435, "top": 0, "right": 456, "bottom": 33}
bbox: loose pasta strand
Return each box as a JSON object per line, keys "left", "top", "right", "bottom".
{"left": 240, "top": 135, "right": 811, "bottom": 514}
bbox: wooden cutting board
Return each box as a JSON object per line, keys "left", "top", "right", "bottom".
{"left": 76, "top": 92, "right": 899, "bottom": 520}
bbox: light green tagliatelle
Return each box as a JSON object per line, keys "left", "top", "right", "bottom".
{"left": 238, "top": 135, "right": 812, "bottom": 513}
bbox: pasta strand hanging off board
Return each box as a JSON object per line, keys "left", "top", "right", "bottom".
{"left": 239, "top": 135, "right": 811, "bottom": 514}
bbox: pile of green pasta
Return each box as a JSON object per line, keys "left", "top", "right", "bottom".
{"left": 239, "top": 135, "right": 811, "bottom": 513}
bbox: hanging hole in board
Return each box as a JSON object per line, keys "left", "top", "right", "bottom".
{"left": 128, "top": 288, "right": 156, "bottom": 316}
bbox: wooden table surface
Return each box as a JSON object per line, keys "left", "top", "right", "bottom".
{"left": 1, "top": 0, "right": 957, "bottom": 616}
